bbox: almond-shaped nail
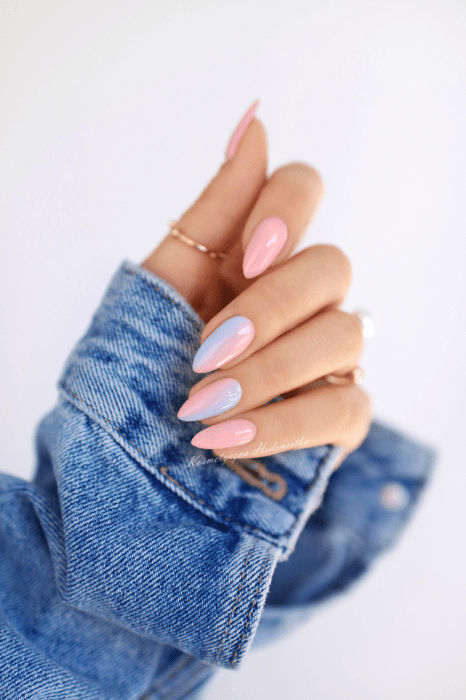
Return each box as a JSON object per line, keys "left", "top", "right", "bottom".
{"left": 178, "top": 378, "right": 242, "bottom": 421}
{"left": 243, "top": 216, "right": 288, "bottom": 279}
{"left": 225, "top": 99, "right": 260, "bottom": 161}
{"left": 191, "top": 419, "right": 256, "bottom": 449}
{"left": 193, "top": 316, "right": 255, "bottom": 373}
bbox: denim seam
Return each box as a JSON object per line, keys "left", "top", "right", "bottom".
{"left": 221, "top": 458, "right": 287, "bottom": 501}
{"left": 281, "top": 444, "right": 338, "bottom": 545}
{"left": 213, "top": 539, "right": 257, "bottom": 666}
{"left": 122, "top": 266, "right": 291, "bottom": 503}
{"left": 229, "top": 544, "right": 274, "bottom": 668}
{"left": 122, "top": 265, "right": 203, "bottom": 333}
{"left": 119, "top": 265, "right": 335, "bottom": 530}
{"left": 59, "top": 383, "right": 274, "bottom": 540}
{"left": 59, "top": 383, "right": 333, "bottom": 547}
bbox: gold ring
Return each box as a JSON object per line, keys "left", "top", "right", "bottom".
{"left": 168, "top": 220, "right": 230, "bottom": 261}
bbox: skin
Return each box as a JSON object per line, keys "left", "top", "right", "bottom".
{"left": 141, "top": 115, "right": 372, "bottom": 467}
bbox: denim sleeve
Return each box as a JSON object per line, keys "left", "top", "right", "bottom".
{"left": 0, "top": 260, "right": 435, "bottom": 699}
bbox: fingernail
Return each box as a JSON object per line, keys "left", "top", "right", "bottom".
{"left": 191, "top": 419, "right": 256, "bottom": 449}
{"left": 193, "top": 316, "right": 255, "bottom": 373}
{"left": 243, "top": 216, "right": 288, "bottom": 278}
{"left": 178, "top": 378, "right": 242, "bottom": 421}
{"left": 225, "top": 99, "right": 260, "bottom": 161}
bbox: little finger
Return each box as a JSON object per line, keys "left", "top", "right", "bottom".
{"left": 190, "top": 383, "right": 372, "bottom": 458}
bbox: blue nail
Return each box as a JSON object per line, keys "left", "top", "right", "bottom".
{"left": 193, "top": 316, "right": 255, "bottom": 373}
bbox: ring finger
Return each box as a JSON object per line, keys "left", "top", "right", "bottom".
{"left": 178, "top": 307, "right": 364, "bottom": 425}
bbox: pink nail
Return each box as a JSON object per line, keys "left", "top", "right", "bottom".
{"left": 191, "top": 419, "right": 256, "bottom": 449}
{"left": 226, "top": 100, "right": 260, "bottom": 161}
{"left": 177, "top": 378, "right": 242, "bottom": 421}
{"left": 243, "top": 216, "right": 288, "bottom": 278}
{"left": 192, "top": 316, "right": 255, "bottom": 373}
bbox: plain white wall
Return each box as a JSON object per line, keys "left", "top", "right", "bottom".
{"left": 1, "top": 1, "right": 465, "bottom": 698}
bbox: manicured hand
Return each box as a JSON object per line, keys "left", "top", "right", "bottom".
{"left": 142, "top": 101, "right": 372, "bottom": 462}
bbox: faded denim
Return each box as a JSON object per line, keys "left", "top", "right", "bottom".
{"left": 0, "top": 260, "right": 435, "bottom": 699}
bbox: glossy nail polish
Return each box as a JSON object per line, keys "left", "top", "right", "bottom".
{"left": 177, "top": 378, "right": 242, "bottom": 421}
{"left": 243, "top": 216, "right": 288, "bottom": 278}
{"left": 226, "top": 100, "right": 260, "bottom": 160}
{"left": 191, "top": 419, "right": 256, "bottom": 449}
{"left": 193, "top": 316, "right": 255, "bottom": 373}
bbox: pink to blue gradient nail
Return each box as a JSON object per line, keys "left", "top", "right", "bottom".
{"left": 192, "top": 316, "right": 255, "bottom": 373}
{"left": 177, "top": 378, "right": 242, "bottom": 421}
{"left": 191, "top": 419, "right": 257, "bottom": 449}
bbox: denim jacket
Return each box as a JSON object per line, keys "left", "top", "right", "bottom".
{"left": 0, "top": 260, "right": 435, "bottom": 700}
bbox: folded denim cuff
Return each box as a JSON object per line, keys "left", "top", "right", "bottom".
{"left": 54, "top": 260, "right": 348, "bottom": 667}
{"left": 58, "top": 260, "right": 345, "bottom": 559}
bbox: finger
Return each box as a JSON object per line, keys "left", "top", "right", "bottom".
{"left": 190, "top": 383, "right": 372, "bottom": 458}
{"left": 193, "top": 244, "right": 352, "bottom": 373}
{"left": 240, "top": 161, "right": 324, "bottom": 279}
{"left": 179, "top": 308, "right": 364, "bottom": 425}
{"left": 141, "top": 102, "right": 268, "bottom": 314}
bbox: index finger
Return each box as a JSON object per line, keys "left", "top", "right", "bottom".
{"left": 141, "top": 104, "right": 268, "bottom": 315}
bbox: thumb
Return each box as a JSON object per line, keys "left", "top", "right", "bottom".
{"left": 141, "top": 101, "right": 268, "bottom": 320}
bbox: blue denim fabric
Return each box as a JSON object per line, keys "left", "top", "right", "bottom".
{"left": 0, "top": 260, "right": 436, "bottom": 699}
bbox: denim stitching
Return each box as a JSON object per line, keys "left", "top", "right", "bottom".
{"left": 120, "top": 265, "right": 336, "bottom": 532}
{"left": 59, "top": 384, "right": 334, "bottom": 542}
{"left": 124, "top": 267, "right": 287, "bottom": 502}
{"left": 60, "top": 384, "right": 267, "bottom": 538}
{"left": 283, "top": 445, "right": 337, "bottom": 541}
{"left": 159, "top": 467, "right": 205, "bottom": 506}
{"left": 122, "top": 266, "right": 203, "bottom": 333}
{"left": 213, "top": 539, "right": 257, "bottom": 666}
{"left": 222, "top": 458, "right": 287, "bottom": 501}
{"left": 229, "top": 544, "right": 274, "bottom": 668}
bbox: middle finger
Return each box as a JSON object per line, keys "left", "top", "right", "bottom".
{"left": 239, "top": 161, "right": 324, "bottom": 279}
{"left": 192, "top": 243, "right": 352, "bottom": 374}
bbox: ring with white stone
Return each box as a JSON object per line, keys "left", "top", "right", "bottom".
{"left": 353, "top": 309, "right": 376, "bottom": 338}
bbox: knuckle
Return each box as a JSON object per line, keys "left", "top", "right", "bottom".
{"left": 332, "top": 385, "right": 357, "bottom": 435}
{"left": 274, "top": 162, "right": 325, "bottom": 204}
{"left": 335, "top": 385, "right": 372, "bottom": 450}
{"left": 276, "top": 161, "right": 324, "bottom": 186}
{"left": 354, "top": 386, "right": 373, "bottom": 426}
{"left": 310, "top": 244, "right": 352, "bottom": 291}
{"left": 352, "top": 388, "right": 373, "bottom": 448}
{"left": 334, "top": 310, "right": 365, "bottom": 358}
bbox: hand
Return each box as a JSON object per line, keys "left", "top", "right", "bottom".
{"left": 142, "top": 102, "right": 372, "bottom": 462}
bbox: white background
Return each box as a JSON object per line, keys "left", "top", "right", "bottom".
{"left": 1, "top": 1, "right": 465, "bottom": 698}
